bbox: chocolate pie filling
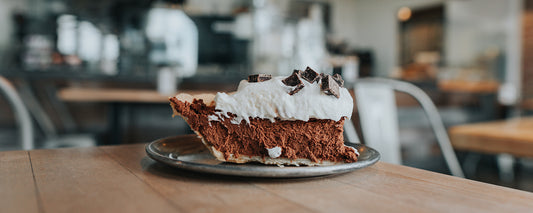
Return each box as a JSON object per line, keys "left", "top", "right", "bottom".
{"left": 170, "top": 97, "right": 358, "bottom": 163}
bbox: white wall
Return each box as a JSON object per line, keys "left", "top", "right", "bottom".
{"left": 445, "top": 0, "right": 511, "bottom": 66}
{"left": 330, "top": 0, "right": 443, "bottom": 77}
{"left": 445, "top": 0, "right": 522, "bottom": 104}
{"left": 329, "top": 0, "right": 358, "bottom": 45}
{"left": 330, "top": 0, "right": 522, "bottom": 87}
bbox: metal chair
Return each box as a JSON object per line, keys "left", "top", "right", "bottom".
{"left": 351, "top": 77, "right": 464, "bottom": 178}
{"left": 16, "top": 80, "right": 96, "bottom": 149}
{"left": 0, "top": 76, "right": 96, "bottom": 150}
{"left": 0, "top": 76, "right": 34, "bottom": 150}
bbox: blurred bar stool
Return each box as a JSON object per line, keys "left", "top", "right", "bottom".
{"left": 349, "top": 77, "right": 464, "bottom": 178}
{"left": 0, "top": 76, "right": 95, "bottom": 150}
{"left": 0, "top": 76, "right": 33, "bottom": 150}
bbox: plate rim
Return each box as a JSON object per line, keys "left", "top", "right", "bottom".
{"left": 145, "top": 136, "right": 380, "bottom": 178}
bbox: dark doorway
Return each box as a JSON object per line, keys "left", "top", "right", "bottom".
{"left": 398, "top": 5, "right": 445, "bottom": 68}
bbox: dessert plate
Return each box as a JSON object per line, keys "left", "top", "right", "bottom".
{"left": 146, "top": 135, "right": 380, "bottom": 178}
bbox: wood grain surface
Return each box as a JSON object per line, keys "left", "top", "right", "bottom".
{"left": 437, "top": 80, "right": 499, "bottom": 93}
{"left": 57, "top": 88, "right": 219, "bottom": 103}
{"left": 3, "top": 135, "right": 533, "bottom": 212}
{"left": 0, "top": 151, "right": 40, "bottom": 213}
{"left": 449, "top": 117, "right": 533, "bottom": 157}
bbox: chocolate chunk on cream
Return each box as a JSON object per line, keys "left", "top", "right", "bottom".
{"left": 319, "top": 73, "right": 327, "bottom": 81}
{"left": 282, "top": 72, "right": 305, "bottom": 95}
{"left": 321, "top": 74, "right": 340, "bottom": 98}
{"left": 289, "top": 84, "right": 304, "bottom": 95}
{"left": 248, "top": 74, "right": 272, "bottom": 82}
{"left": 332, "top": 73, "right": 344, "bottom": 87}
{"left": 282, "top": 72, "right": 302, "bottom": 86}
{"left": 302, "top": 67, "right": 320, "bottom": 83}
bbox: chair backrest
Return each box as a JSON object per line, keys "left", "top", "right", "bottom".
{"left": 0, "top": 76, "right": 34, "bottom": 150}
{"left": 343, "top": 118, "right": 361, "bottom": 144}
{"left": 354, "top": 81, "right": 402, "bottom": 164}
{"left": 353, "top": 77, "right": 464, "bottom": 178}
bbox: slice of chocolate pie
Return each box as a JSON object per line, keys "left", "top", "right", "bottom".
{"left": 170, "top": 67, "right": 358, "bottom": 166}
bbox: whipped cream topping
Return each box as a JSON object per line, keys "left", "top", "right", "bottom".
{"left": 212, "top": 76, "right": 353, "bottom": 123}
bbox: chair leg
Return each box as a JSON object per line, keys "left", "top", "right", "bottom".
{"left": 343, "top": 120, "right": 360, "bottom": 144}
{"left": 497, "top": 153, "right": 515, "bottom": 183}
{"left": 0, "top": 77, "right": 34, "bottom": 150}
{"left": 463, "top": 153, "right": 481, "bottom": 178}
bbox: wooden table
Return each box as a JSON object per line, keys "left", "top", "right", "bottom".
{"left": 57, "top": 88, "right": 219, "bottom": 103}
{"left": 449, "top": 117, "right": 533, "bottom": 157}
{"left": 437, "top": 80, "right": 499, "bottom": 94}
{"left": 3, "top": 136, "right": 533, "bottom": 212}
{"left": 57, "top": 87, "right": 219, "bottom": 144}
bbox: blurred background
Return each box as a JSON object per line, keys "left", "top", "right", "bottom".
{"left": 1, "top": 0, "right": 533, "bottom": 190}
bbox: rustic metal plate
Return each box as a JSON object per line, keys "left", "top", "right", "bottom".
{"left": 146, "top": 135, "right": 380, "bottom": 178}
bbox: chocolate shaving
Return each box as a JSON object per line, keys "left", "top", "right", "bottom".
{"left": 321, "top": 74, "right": 340, "bottom": 98}
{"left": 292, "top": 69, "right": 303, "bottom": 76}
{"left": 289, "top": 84, "right": 304, "bottom": 95}
{"left": 248, "top": 74, "right": 272, "bottom": 82}
{"left": 320, "top": 73, "right": 327, "bottom": 80}
{"left": 302, "top": 67, "right": 320, "bottom": 83}
{"left": 332, "top": 74, "right": 344, "bottom": 87}
{"left": 282, "top": 72, "right": 302, "bottom": 86}
{"left": 282, "top": 72, "right": 305, "bottom": 95}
